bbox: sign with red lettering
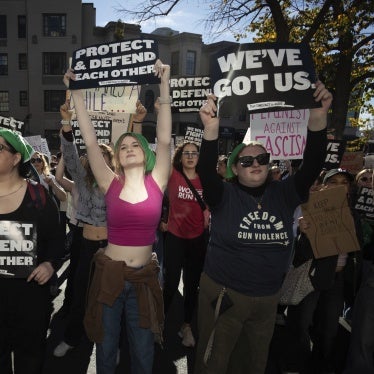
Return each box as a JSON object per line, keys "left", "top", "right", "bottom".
{"left": 243, "top": 109, "right": 309, "bottom": 159}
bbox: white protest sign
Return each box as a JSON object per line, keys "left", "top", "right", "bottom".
{"left": 243, "top": 109, "right": 309, "bottom": 159}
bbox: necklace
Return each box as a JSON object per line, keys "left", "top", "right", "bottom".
{"left": 250, "top": 194, "right": 264, "bottom": 210}
{"left": 0, "top": 183, "right": 24, "bottom": 198}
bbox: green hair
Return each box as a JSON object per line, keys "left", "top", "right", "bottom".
{"left": 114, "top": 132, "right": 155, "bottom": 173}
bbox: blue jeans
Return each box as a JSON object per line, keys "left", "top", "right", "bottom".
{"left": 96, "top": 281, "right": 154, "bottom": 374}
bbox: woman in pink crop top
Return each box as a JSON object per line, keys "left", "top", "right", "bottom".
{"left": 64, "top": 59, "right": 171, "bottom": 374}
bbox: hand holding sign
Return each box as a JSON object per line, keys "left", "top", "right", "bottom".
{"left": 308, "top": 81, "right": 333, "bottom": 132}
{"left": 27, "top": 261, "right": 54, "bottom": 285}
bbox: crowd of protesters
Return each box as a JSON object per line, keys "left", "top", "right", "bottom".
{"left": 0, "top": 59, "right": 373, "bottom": 374}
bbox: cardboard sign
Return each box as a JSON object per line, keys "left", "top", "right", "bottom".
{"left": 0, "top": 220, "right": 37, "bottom": 278}
{"left": 324, "top": 140, "right": 346, "bottom": 169}
{"left": 354, "top": 187, "right": 374, "bottom": 220}
{"left": 0, "top": 116, "right": 24, "bottom": 135}
{"left": 301, "top": 185, "right": 360, "bottom": 259}
{"left": 170, "top": 76, "right": 212, "bottom": 112}
{"left": 243, "top": 109, "right": 309, "bottom": 159}
{"left": 70, "top": 39, "right": 160, "bottom": 89}
{"left": 69, "top": 85, "right": 140, "bottom": 113}
{"left": 210, "top": 42, "right": 319, "bottom": 116}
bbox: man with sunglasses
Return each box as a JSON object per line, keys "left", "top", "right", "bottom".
{"left": 194, "top": 81, "right": 332, "bottom": 374}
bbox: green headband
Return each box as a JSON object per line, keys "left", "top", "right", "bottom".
{"left": 226, "top": 143, "right": 246, "bottom": 179}
{"left": 0, "top": 129, "right": 34, "bottom": 163}
{"left": 114, "top": 132, "right": 156, "bottom": 172}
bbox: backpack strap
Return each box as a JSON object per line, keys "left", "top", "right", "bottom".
{"left": 27, "top": 179, "right": 46, "bottom": 210}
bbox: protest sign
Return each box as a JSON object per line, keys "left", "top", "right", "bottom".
{"left": 182, "top": 124, "right": 204, "bottom": 146}
{"left": 340, "top": 151, "right": 364, "bottom": 175}
{"left": 0, "top": 220, "right": 37, "bottom": 278}
{"left": 243, "top": 109, "right": 309, "bottom": 159}
{"left": 301, "top": 185, "right": 360, "bottom": 259}
{"left": 71, "top": 111, "right": 130, "bottom": 152}
{"left": 0, "top": 116, "right": 24, "bottom": 135}
{"left": 324, "top": 140, "right": 346, "bottom": 169}
{"left": 170, "top": 76, "right": 212, "bottom": 112}
{"left": 70, "top": 39, "right": 160, "bottom": 89}
{"left": 354, "top": 186, "right": 374, "bottom": 220}
{"left": 210, "top": 42, "right": 319, "bottom": 116}
{"left": 69, "top": 85, "right": 140, "bottom": 113}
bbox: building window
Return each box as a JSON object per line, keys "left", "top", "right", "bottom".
{"left": 19, "top": 53, "right": 27, "bottom": 70}
{"left": 20, "top": 91, "right": 28, "bottom": 106}
{"left": 43, "top": 52, "right": 66, "bottom": 75}
{"left": 171, "top": 51, "right": 179, "bottom": 76}
{"left": 18, "top": 15, "right": 26, "bottom": 38}
{"left": 0, "top": 91, "right": 9, "bottom": 112}
{"left": 186, "top": 50, "right": 196, "bottom": 75}
{"left": 44, "top": 90, "right": 66, "bottom": 112}
{"left": 0, "top": 54, "right": 8, "bottom": 75}
{"left": 0, "top": 15, "right": 6, "bottom": 38}
{"left": 43, "top": 14, "right": 66, "bottom": 37}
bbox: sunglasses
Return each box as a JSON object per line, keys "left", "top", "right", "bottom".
{"left": 0, "top": 144, "right": 11, "bottom": 153}
{"left": 238, "top": 153, "right": 270, "bottom": 167}
{"left": 182, "top": 151, "right": 199, "bottom": 158}
{"left": 31, "top": 157, "right": 43, "bottom": 164}
{"left": 361, "top": 177, "right": 373, "bottom": 182}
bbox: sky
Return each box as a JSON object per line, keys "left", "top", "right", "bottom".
{"left": 82, "top": 0, "right": 250, "bottom": 44}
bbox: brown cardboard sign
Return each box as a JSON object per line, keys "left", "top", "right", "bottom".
{"left": 301, "top": 185, "right": 360, "bottom": 258}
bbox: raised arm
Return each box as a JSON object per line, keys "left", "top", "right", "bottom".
{"left": 197, "top": 95, "right": 224, "bottom": 207}
{"left": 152, "top": 60, "right": 172, "bottom": 192}
{"left": 63, "top": 70, "right": 114, "bottom": 193}
{"left": 55, "top": 155, "right": 74, "bottom": 193}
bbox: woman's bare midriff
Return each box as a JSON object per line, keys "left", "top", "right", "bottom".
{"left": 104, "top": 243, "right": 153, "bottom": 267}
{"left": 83, "top": 224, "right": 108, "bottom": 241}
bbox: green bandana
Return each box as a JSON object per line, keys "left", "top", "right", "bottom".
{"left": 226, "top": 143, "right": 246, "bottom": 179}
{"left": 114, "top": 132, "right": 156, "bottom": 172}
{"left": 0, "top": 129, "right": 34, "bottom": 163}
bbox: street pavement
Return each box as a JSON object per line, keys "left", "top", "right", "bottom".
{"left": 43, "top": 260, "right": 195, "bottom": 374}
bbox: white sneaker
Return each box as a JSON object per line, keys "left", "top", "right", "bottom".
{"left": 178, "top": 325, "right": 195, "bottom": 347}
{"left": 53, "top": 341, "right": 74, "bottom": 357}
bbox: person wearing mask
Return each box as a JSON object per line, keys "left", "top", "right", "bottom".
{"left": 194, "top": 81, "right": 332, "bottom": 374}
{"left": 0, "top": 129, "right": 64, "bottom": 374}
{"left": 63, "top": 59, "right": 171, "bottom": 374}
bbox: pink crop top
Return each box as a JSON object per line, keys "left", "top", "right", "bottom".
{"left": 105, "top": 174, "right": 163, "bottom": 246}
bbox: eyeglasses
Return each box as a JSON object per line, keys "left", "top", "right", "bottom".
{"left": 182, "top": 151, "right": 199, "bottom": 158}
{"left": 361, "top": 176, "right": 373, "bottom": 182}
{"left": 31, "top": 157, "right": 43, "bottom": 164}
{"left": 238, "top": 153, "right": 270, "bottom": 167}
{"left": 0, "top": 144, "right": 11, "bottom": 153}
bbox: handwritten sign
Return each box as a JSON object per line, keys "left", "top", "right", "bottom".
{"left": 70, "top": 39, "right": 160, "bottom": 89}
{"left": 170, "top": 76, "right": 212, "bottom": 112}
{"left": 301, "top": 185, "right": 360, "bottom": 258}
{"left": 243, "top": 109, "right": 309, "bottom": 159}
{"left": 210, "top": 42, "right": 319, "bottom": 117}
